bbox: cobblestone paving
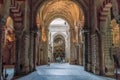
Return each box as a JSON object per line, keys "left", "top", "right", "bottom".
{"left": 17, "top": 63, "right": 115, "bottom": 80}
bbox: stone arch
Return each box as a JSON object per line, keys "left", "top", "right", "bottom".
{"left": 3, "top": 16, "right": 15, "bottom": 65}
{"left": 54, "top": 34, "right": 65, "bottom": 39}
{"left": 52, "top": 32, "right": 70, "bottom": 62}
{"left": 52, "top": 32, "right": 68, "bottom": 48}
{"left": 31, "top": 0, "right": 89, "bottom": 69}
{"left": 46, "top": 14, "right": 73, "bottom": 29}
{"left": 32, "top": 0, "right": 89, "bottom": 30}
{"left": 47, "top": 16, "right": 71, "bottom": 30}
{"left": 53, "top": 32, "right": 67, "bottom": 41}
{"left": 53, "top": 34, "right": 65, "bottom": 45}
{"left": 53, "top": 34, "right": 66, "bottom": 62}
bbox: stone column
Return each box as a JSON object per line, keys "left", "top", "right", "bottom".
{"left": 100, "top": 21, "right": 106, "bottom": 75}
{"left": 0, "top": 17, "right": 6, "bottom": 80}
{"left": 87, "top": 31, "right": 92, "bottom": 71}
{"left": 100, "top": 10, "right": 114, "bottom": 76}
{"left": 35, "top": 36, "right": 37, "bottom": 65}
{"left": 79, "top": 43, "right": 83, "bottom": 66}
{"left": 75, "top": 25, "right": 80, "bottom": 64}
{"left": 43, "top": 41, "right": 48, "bottom": 64}
{"left": 21, "top": 0, "right": 32, "bottom": 73}
{"left": 23, "top": 33, "right": 30, "bottom": 73}
{"left": 29, "top": 31, "right": 34, "bottom": 72}
{"left": 39, "top": 43, "right": 42, "bottom": 65}
{"left": 75, "top": 44, "right": 80, "bottom": 65}
{"left": 104, "top": 23, "right": 114, "bottom": 76}
{"left": 36, "top": 34, "right": 40, "bottom": 66}
{"left": 43, "top": 28, "right": 48, "bottom": 64}
{"left": 88, "top": 0, "right": 98, "bottom": 72}
{"left": 91, "top": 34, "right": 99, "bottom": 74}
{"left": 78, "top": 28, "right": 82, "bottom": 65}
{"left": 40, "top": 44, "right": 43, "bottom": 65}
{"left": 74, "top": 44, "right": 77, "bottom": 64}
{"left": 14, "top": 31, "right": 23, "bottom": 75}
{"left": 37, "top": 29, "right": 41, "bottom": 65}
{"left": 83, "top": 28, "right": 89, "bottom": 71}
{"left": 14, "top": 31, "right": 30, "bottom": 75}
{"left": 70, "top": 28, "right": 75, "bottom": 64}
{"left": 0, "top": 26, "right": 2, "bottom": 80}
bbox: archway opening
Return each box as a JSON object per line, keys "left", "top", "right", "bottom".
{"left": 3, "top": 17, "right": 15, "bottom": 64}
{"left": 53, "top": 35, "right": 65, "bottom": 62}
{"left": 111, "top": 19, "right": 120, "bottom": 67}
{"left": 2, "top": 16, "right": 15, "bottom": 78}
{"left": 48, "top": 18, "right": 70, "bottom": 63}
{"left": 35, "top": 0, "right": 85, "bottom": 66}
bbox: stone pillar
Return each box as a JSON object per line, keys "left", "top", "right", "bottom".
{"left": 43, "top": 28, "right": 48, "bottom": 64}
{"left": 75, "top": 44, "right": 80, "bottom": 65}
{"left": 100, "top": 21, "right": 106, "bottom": 75}
{"left": 40, "top": 45, "right": 44, "bottom": 65}
{"left": 43, "top": 41, "right": 48, "bottom": 64}
{"left": 100, "top": 10, "right": 114, "bottom": 76}
{"left": 23, "top": 33, "right": 30, "bottom": 73}
{"left": 91, "top": 34, "right": 99, "bottom": 74}
{"left": 88, "top": 0, "right": 98, "bottom": 72}
{"left": 39, "top": 43, "right": 41, "bottom": 65}
{"left": 35, "top": 34, "right": 40, "bottom": 65}
{"left": 74, "top": 44, "right": 77, "bottom": 64}
{"left": 14, "top": 31, "right": 23, "bottom": 75}
{"left": 21, "top": 0, "right": 32, "bottom": 73}
{"left": 87, "top": 32, "right": 92, "bottom": 71}
{"left": 83, "top": 27, "right": 89, "bottom": 71}
{"left": 39, "top": 43, "right": 42, "bottom": 64}
{"left": 90, "top": 0, "right": 100, "bottom": 74}
{"left": 78, "top": 27, "right": 83, "bottom": 65}
{"left": 104, "top": 25, "right": 114, "bottom": 76}
{"left": 0, "top": 17, "right": 6, "bottom": 80}
{"left": 29, "top": 31, "right": 34, "bottom": 72}
{"left": 35, "top": 36, "right": 37, "bottom": 65}
{"left": 70, "top": 28, "right": 75, "bottom": 64}
{"left": 14, "top": 31, "right": 31, "bottom": 75}
{"left": 78, "top": 43, "right": 83, "bottom": 65}
{"left": 0, "top": 26, "right": 2, "bottom": 80}
{"left": 37, "top": 29, "right": 41, "bottom": 65}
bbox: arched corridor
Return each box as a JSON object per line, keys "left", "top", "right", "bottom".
{"left": 35, "top": 0, "right": 85, "bottom": 66}
{"left": 0, "top": 0, "right": 120, "bottom": 80}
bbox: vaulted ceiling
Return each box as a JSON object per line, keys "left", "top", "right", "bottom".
{"left": 37, "top": 0, "right": 84, "bottom": 27}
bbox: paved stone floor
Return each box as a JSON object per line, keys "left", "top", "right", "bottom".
{"left": 16, "top": 63, "right": 115, "bottom": 80}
